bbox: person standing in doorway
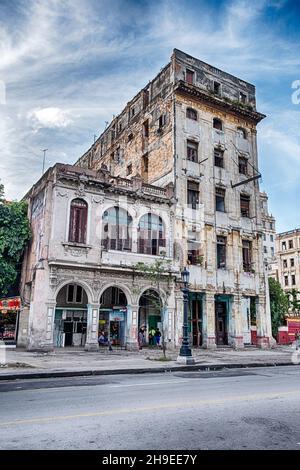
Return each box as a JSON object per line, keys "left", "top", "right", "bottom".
{"left": 149, "top": 327, "right": 156, "bottom": 346}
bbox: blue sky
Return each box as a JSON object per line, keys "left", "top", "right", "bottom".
{"left": 0, "top": 0, "right": 299, "bottom": 232}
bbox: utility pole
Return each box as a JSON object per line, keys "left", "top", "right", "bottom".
{"left": 42, "top": 149, "right": 48, "bottom": 175}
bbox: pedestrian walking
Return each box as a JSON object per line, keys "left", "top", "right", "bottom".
{"left": 154, "top": 327, "right": 161, "bottom": 347}
{"left": 138, "top": 327, "right": 145, "bottom": 350}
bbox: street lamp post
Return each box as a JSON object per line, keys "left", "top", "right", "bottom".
{"left": 177, "top": 267, "right": 195, "bottom": 364}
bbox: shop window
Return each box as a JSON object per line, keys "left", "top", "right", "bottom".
{"left": 102, "top": 206, "right": 132, "bottom": 251}
{"left": 242, "top": 240, "right": 252, "bottom": 272}
{"left": 239, "top": 156, "right": 248, "bottom": 175}
{"left": 138, "top": 213, "right": 166, "bottom": 256}
{"left": 187, "top": 181, "right": 199, "bottom": 209}
{"left": 213, "top": 118, "right": 223, "bottom": 131}
{"left": 186, "top": 108, "right": 198, "bottom": 121}
{"left": 216, "top": 187, "right": 226, "bottom": 212}
{"left": 187, "top": 140, "right": 198, "bottom": 162}
{"left": 217, "top": 236, "right": 226, "bottom": 269}
{"left": 186, "top": 69, "right": 194, "bottom": 84}
{"left": 69, "top": 198, "right": 88, "bottom": 244}
{"left": 214, "top": 149, "right": 224, "bottom": 168}
{"left": 67, "top": 284, "right": 83, "bottom": 304}
{"left": 240, "top": 194, "right": 250, "bottom": 217}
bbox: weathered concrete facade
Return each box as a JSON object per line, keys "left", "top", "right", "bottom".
{"left": 19, "top": 164, "right": 178, "bottom": 351}
{"left": 276, "top": 229, "right": 300, "bottom": 300}
{"left": 20, "top": 49, "right": 273, "bottom": 351}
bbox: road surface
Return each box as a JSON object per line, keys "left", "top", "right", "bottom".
{"left": 0, "top": 365, "right": 299, "bottom": 449}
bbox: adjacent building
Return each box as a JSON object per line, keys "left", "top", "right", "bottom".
{"left": 19, "top": 49, "right": 273, "bottom": 351}
{"left": 276, "top": 229, "right": 300, "bottom": 296}
{"left": 260, "top": 191, "right": 277, "bottom": 275}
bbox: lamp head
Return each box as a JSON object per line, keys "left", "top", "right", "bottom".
{"left": 181, "top": 266, "right": 190, "bottom": 285}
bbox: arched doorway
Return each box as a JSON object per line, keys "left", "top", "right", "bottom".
{"left": 54, "top": 283, "right": 89, "bottom": 347}
{"left": 99, "top": 287, "right": 127, "bottom": 347}
{"left": 139, "top": 289, "right": 162, "bottom": 345}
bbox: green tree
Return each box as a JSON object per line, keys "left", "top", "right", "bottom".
{"left": 286, "top": 289, "right": 300, "bottom": 315}
{"left": 0, "top": 181, "right": 4, "bottom": 202}
{"left": 133, "top": 256, "right": 173, "bottom": 359}
{"left": 0, "top": 184, "right": 31, "bottom": 297}
{"left": 268, "top": 278, "right": 289, "bottom": 338}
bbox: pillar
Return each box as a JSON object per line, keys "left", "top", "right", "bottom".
{"left": 27, "top": 302, "right": 56, "bottom": 352}
{"left": 230, "top": 295, "right": 244, "bottom": 349}
{"left": 126, "top": 304, "right": 139, "bottom": 350}
{"left": 85, "top": 303, "right": 100, "bottom": 351}
{"left": 202, "top": 292, "right": 216, "bottom": 349}
{"left": 256, "top": 294, "right": 271, "bottom": 349}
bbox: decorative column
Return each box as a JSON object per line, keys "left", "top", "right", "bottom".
{"left": 230, "top": 295, "right": 244, "bottom": 349}
{"left": 126, "top": 304, "right": 139, "bottom": 350}
{"left": 256, "top": 294, "right": 271, "bottom": 349}
{"left": 85, "top": 303, "right": 100, "bottom": 351}
{"left": 202, "top": 292, "right": 216, "bottom": 349}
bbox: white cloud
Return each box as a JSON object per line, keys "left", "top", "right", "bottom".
{"left": 28, "top": 107, "right": 73, "bottom": 129}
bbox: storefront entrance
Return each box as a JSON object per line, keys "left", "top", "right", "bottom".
{"left": 189, "top": 292, "right": 203, "bottom": 347}
{"left": 54, "top": 283, "right": 88, "bottom": 347}
{"left": 139, "top": 289, "right": 162, "bottom": 345}
{"left": 99, "top": 287, "right": 127, "bottom": 347}
{"left": 215, "top": 299, "right": 228, "bottom": 346}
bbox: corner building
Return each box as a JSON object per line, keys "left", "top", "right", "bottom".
{"left": 20, "top": 50, "right": 273, "bottom": 350}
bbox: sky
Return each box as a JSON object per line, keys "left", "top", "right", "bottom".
{"left": 0, "top": 0, "right": 299, "bottom": 232}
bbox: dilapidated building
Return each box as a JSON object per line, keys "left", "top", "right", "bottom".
{"left": 19, "top": 49, "right": 273, "bottom": 351}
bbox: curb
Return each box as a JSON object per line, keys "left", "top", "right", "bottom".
{"left": 0, "top": 360, "right": 296, "bottom": 381}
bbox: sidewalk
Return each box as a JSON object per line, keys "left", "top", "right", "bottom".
{"left": 0, "top": 344, "right": 298, "bottom": 381}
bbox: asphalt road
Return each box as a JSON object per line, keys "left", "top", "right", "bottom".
{"left": 0, "top": 365, "right": 300, "bottom": 450}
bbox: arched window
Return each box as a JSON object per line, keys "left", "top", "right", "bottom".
{"left": 69, "top": 199, "right": 88, "bottom": 244}
{"left": 102, "top": 207, "right": 132, "bottom": 251}
{"left": 237, "top": 127, "right": 247, "bottom": 139}
{"left": 213, "top": 118, "right": 223, "bottom": 131}
{"left": 186, "top": 108, "right": 198, "bottom": 121}
{"left": 138, "top": 213, "right": 166, "bottom": 256}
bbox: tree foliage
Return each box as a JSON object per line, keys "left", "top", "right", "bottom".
{"left": 268, "top": 277, "right": 289, "bottom": 338}
{"left": 0, "top": 186, "right": 31, "bottom": 297}
{"left": 286, "top": 289, "right": 300, "bottom": 315}
{"left": 133, "top": 257, "right": 173, "bottom": 358}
